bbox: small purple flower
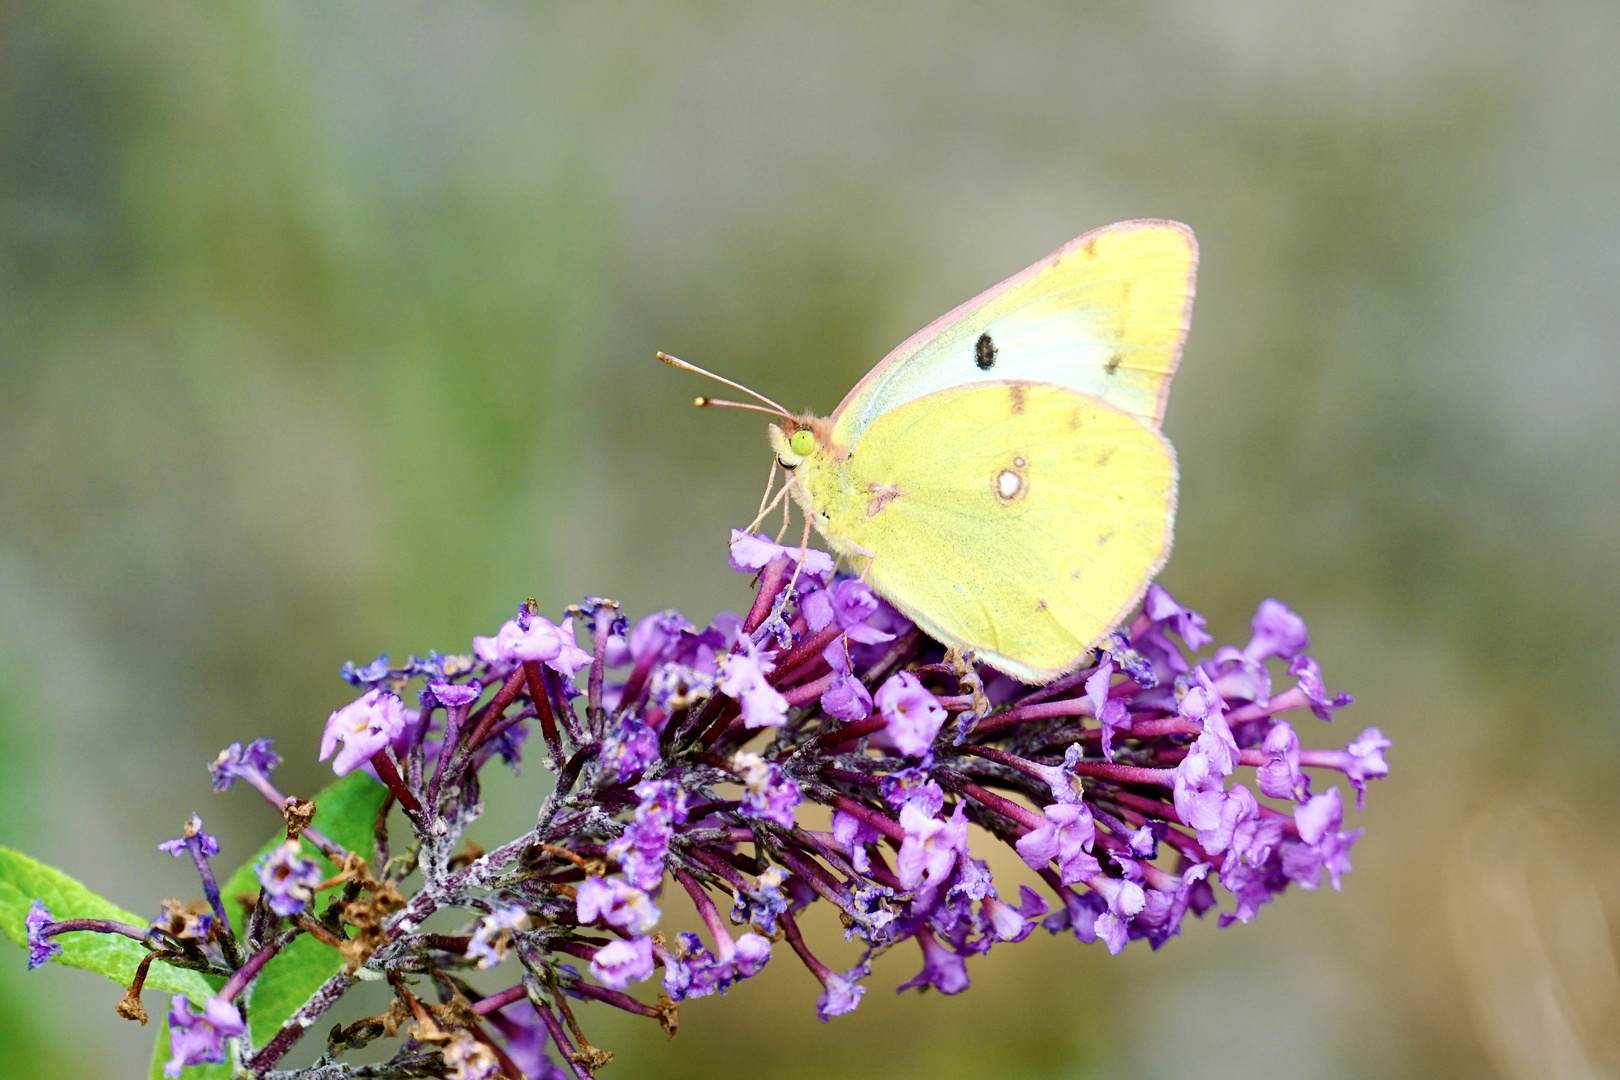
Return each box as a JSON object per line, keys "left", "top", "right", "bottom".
{"left": 158, "top": 814, "right": 220, "bottom": 859}
{"left": 718, "top": 646, "right": 789, "bottom": 729}
{"left": 896, "top": 802, "right": 968, "bottom": 908}
{"left": 875, "top": 671, "right": 946, "bottom": 757}
{"left": 626, "top": 609, "right": 694, "bottom": 668}
{"left": 208, "top": 739, "right": 280, "bottom": 792}
{"left": 1015, "top": 802, "right": 1101, "bottom": 885}
{"left": 820, "top": 637, "right": 873, "bottom": 721}
{"left": 1244, "top": 598, "right": 1310, "bottom": 662}
{"left": 590, "top": 934, "right": 655, "bottom": 989}
{"left": 602, "top": 717, "right": 661, "bottom": 783}
{"left": 422, "top": 679, "right": 482, "bottom": 709}
{"left": 733, "top": 865, "right": 791, "bottom": 932}
{"left": 1340, "top": 727, "right": 1391, "bottom": 809}
{"left": 1285, "top": 787, "right": 1361, "bottom": 891}
{"left": 255, "top": 840, "right": 323, "bottom": 917}
{"left": 633, "top": 778, "right": 689, "bottom": 824}
{"left": 897, "top": 928, "right": 970, "bottom": 995}
{"left": 1086, "top": 661, "right": 1133, "bottom": 762}
{"left": 473, "top": 614, "right": 592, "bottom": 676}
{"left": 816, "top": 968, "right": 867, "bottom": 1020}
{"left": 732, "top": 931, "right": 772, "bottom": 978}
{"left": 467, "top": 905, "right": 529, "bottom": 970}
{"left": 164, "top": 994, "right": 245, "bottom": 1078}
{"left": 319, "top": 689, "right": 409, "bottom": 776}
{"left": 982, "top": 895, "right": 1030, "bottom": 942}
{"left": 1288, "top": 655, "right": 1354, "bottom": 719}
{"left": 1131, "top": 863, "right": 1210, "bottom": 950}
{"left": 1143, "top": 584, "right": 1213, "bottom": 651}
{"left": 443, "top": 1033, "right": 500, "bottom": 1080}
{"left": 880, "top": 767, "right": 944, "bottom": 816}
{"left": 727, "top": 530, "right": 836, "bottom": 582}
{"left": 153, "top": 898, "right": 214, "bottom": 942}
{"left": 1088, "top": 875, "right": 1147, "bottom": 955}
{"left": 576, "top": 877, "right": 660, "bottom": 935}
{"left": 1256, "top": 720, "right": 1310, "bottom": 802}
{"left": 831, "top": 810, "right": 883, "bottom": 873}
{"left": 802, "top": 579, "right": 896, "bottom": 645}
{"left": 339, "top": 654, "right": 393, "bottom": 688}
{"left": 609, "top": 780, "right": 687, "bottom": 889}
{"left": 497, "top": 1005, "right": 571, "bottom": 1080}
{"left": 733, "top": 752, "right": 802, "bottom": 828}
{"left": 24, "top": 900, "right": 61, "bottom": 969}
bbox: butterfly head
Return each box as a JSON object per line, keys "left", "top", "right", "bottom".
{"left": 768, "top": 416, "right": 836, "bottom": 470}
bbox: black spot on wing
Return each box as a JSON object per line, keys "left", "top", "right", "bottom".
{"left": 975, "top": 333, "right": 997, "bottom": 371}
{"left": 1105, "top": 353, "right": 1123, "bottom": 375}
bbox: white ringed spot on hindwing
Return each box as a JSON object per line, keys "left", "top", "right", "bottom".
{"left": 994, "top": 455, "right": 1029, "bottom": 505}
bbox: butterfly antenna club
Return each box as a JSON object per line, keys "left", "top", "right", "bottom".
{"left": 657, "top": 351, "right": 792, "bottom": 418}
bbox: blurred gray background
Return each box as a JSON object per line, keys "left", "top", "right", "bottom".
{"left": 3, "top": 2, "right": 1618, "bottom": 1077}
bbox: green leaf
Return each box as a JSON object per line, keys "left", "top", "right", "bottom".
{"left": 214, "top": 770, "right": 388, "bottom": 1045}
{"left": 0, "top": 847, "right": 215, "bottom": 1000}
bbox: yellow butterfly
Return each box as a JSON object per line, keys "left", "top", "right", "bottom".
{"left": 668, "top": 220, "right": 1197, "bottom": 685}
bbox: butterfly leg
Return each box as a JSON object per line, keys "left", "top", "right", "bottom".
{"left": 781, "top": 516, "right": 815, "bottom": 598}
{"left": 844, "top": 541, "right": 877, "bottom": 583}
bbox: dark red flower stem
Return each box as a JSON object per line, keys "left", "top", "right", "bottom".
{"left": 523, "top": 660, "right": 564, "bottom": 763}
{"left": 588, "top": 602, "right": 616, "bottom": 734}
{"left": 955, "top": 779, "right": 1044, "bottom": 832}
{"left": 470, "top": 983, "right": 528, "bottom": 1015}
{"left": 969, "top": 697, "right": 1093, "bottom": 738}
{"left": 464, "top": 667, "right": 530, "bottom": 750}
{"left": 779, "top": 909, "right": 833, "bottom": 985}
{"left": 829, "top": 796, "right": 905, "bottom": 842}
{"left": 770, "top": 623, "right": 844, "bottom": 685}
{"left": 217, "top": 937, "right": 285, "bottom": 1003}
{"left": 370, "top": 749, "right": 423, "bottom": 815}
{"left": 571, "top": 980, "right": 667, "bottom": 1018}
{"left": 816, "top": 714, "right": 887, "bottom": 749}
{"left": 41, "top": 918, "right": 149, "bottom": 942}
{"left": 742, "top": 559, "right": 792, "bottom": 635}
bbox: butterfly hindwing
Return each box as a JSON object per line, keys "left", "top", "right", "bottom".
{"left": 804, "top": 381, "right": 1177, "bottom": 683}
{"left": 830, "top": 221, "right": 1196, "bottom": 451}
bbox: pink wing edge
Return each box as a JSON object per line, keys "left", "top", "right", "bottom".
{"left": 828, "top": 218, "right": 1201, "bottom": 431}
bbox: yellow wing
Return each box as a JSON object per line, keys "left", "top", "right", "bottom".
{"left": 801, "top": 382, "right": 1177, "bottom": 683}
{"left": 830, "top": 221, "right": 1196, "bottom": 452}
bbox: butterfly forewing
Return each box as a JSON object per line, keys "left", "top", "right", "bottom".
{"left": 831, "top": 221, "right": 1197, "bottom": 452}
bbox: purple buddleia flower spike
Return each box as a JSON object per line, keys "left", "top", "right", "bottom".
{"left": 49, "top": 532, "right": 1388, "bottom": 1066}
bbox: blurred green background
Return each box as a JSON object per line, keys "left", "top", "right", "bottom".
{"left": 3, "top": 2, "right": 1619, "bottom": 1077}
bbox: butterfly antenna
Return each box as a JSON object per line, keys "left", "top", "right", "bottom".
{"left": 657, "top": 352, "right": 793, "bottom": 418}
{"left": 694, "top": 396, "right": 789, "bottom": 417}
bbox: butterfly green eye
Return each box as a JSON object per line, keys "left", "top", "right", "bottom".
{"left": 789, "top": 430, "right": 815, "bottom": 457}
